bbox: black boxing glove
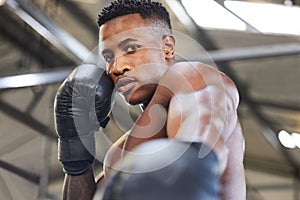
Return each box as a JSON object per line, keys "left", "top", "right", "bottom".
{"left": 54, "top": 64, "right": 115, "bottom": 175}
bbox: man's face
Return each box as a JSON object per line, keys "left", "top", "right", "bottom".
{"left": 99, "top": 13, "right": 170, "bottom": 105}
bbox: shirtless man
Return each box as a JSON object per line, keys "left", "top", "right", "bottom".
{"left": 54, "top": 0, "right": 246, "bottom": 199}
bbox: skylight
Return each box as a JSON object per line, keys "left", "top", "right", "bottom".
{"left": 225, "top": 0, "right": 300, "bottom": 35}
{"left": 181, "top": 0, "right": 300, "bottom": 35}
{"left": 181, "top": 0, "right": 246, "bottom": 31}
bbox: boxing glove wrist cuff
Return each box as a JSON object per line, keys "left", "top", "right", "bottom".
{"left": 62, "top": 161, "right": 91, "bottom": 176}
{"left": 58, "top": 132, "right": 95, "bottom": 175}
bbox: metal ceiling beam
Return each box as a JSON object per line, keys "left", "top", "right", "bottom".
{"left": 0, "top": 41, "right": 299, "bottom": 90}
{"left": 59, "top": 0, "right": 99, "bottom": 41}
{"left": 204, "top": 43, "right": 300, "bottom": 63}
{"left": 0, "top": 7, "right": 73, "bottom": 68}
{"left": 5, "top": 0, "right": 96, "bottom": 64}
{"left": 25, "top": 86, "right": 47, "bottom": 114}
{"left": 0, "top": 159, "right": 57, "bottom": 199}
{"left": 0, "top": 160, "right": 39, "bottom": 184}
{"left": 245, "top": 155, "right": 295, "bottom": 178}
{"left": 249, "top": 183, "right": 300, "bottom": 191}
{"left": 0, "top": 99, "right": 56, "bottom": 140}
{"left": 214, "top": 0, "right": 260, "bottom": 32}
{"left": 0, "top": 68, "right": 72, "bottom": 90}
{"left": 252, "top": 99, "right": 300, "bottom": 112}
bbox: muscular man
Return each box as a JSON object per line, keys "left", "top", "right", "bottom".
{"left": 54, "top": 0, "right": 246, "bottom": 199}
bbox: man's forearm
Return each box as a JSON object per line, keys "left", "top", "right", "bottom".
{"left": 221, "top": 123, "right": 246, "bottom": 200}
{"left": 62, "top": 165, "right": 96, "bottom": 200}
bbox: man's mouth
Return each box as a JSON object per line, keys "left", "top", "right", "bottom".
{"left": 116, "top": 77, "right": 136, "bottom": 94}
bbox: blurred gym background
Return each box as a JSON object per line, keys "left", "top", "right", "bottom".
{"left": 0, "top": 0, "right": 299, "bottom": 199}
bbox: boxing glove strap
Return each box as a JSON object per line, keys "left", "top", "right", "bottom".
{"left": 58, "top": 133, "right": 95, "bottom": 175}
{"left": 58, "top": 132, "right": 95, "bottom": 162}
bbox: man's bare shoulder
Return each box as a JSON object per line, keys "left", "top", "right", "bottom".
{"left": 170, "top": 61, "right": 232, "bottom": 81}
{"left": 170, "top": 61, "right": 217, "bottom": 71}
{"left": 160, "top": 62, "right": 236, "bottom": 91}
{"left": 154, "top": 61, "right": 239, "bottom": 110}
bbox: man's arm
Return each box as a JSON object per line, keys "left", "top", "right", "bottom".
{"left": 158, "top": 62, "right": 236, "bottom": 171}
{"left": 159, "top": 62, "right": 245, "bottom": 198}
{"left": 62, "top": 166, "right": 96, "bottom": 200}
{"left": 221, "top": 122, "right": 246, "bottom": 200}
{"left": 54, "top": 65, "right": 115, "bottom": 200}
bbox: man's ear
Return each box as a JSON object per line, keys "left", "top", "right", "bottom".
{"left": 162, "top": 35, "right": 175, "bottom": 59}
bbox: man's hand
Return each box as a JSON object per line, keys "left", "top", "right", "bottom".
{"left": 54, "top": 64, "right": 115, "bottom": 175}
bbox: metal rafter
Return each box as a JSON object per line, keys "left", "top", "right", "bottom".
{"left": 0, "top": 7, "right": 73, "bottom": 68}
{"left": 0, "top": 99, "right": 56, "bottom": 140}
{"left": 5, "top": 0, "right": 97, "bottom": 64}
{"left": 214, "top": 0, "right": 260, "bottom": 32}
{"left": 252, "top": 99, "right": 300, "bottom": 112}
{"left": 0, "top": 160, "right": 39, "bottom": 184}
{"left": 0, "top": 41, "right": 299, "bottom": 89}
{"left": 59, "top": 0, "right": 99, "bottom": 41}
{"left": 0, "top": 68, "right": 72, "bottom": 90}
{"left": 25, "top": 86, "right": 48, "bottom": 114}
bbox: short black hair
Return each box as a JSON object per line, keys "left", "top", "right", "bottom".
{"left": 97, "top": 0, "right": 172, "bottom": 30}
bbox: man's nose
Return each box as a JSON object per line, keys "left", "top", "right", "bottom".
{"left": 111, "top": 56, "right": 131, "bottom": 76}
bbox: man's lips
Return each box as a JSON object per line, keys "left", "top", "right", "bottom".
{"left": 116, "top": 77, "right": 136, "bottom": 94}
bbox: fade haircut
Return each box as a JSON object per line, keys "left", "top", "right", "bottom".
{"left": 97, "top": 0, "right": 172, "bottom": 34}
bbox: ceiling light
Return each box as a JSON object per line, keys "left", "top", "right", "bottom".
{"left": 291, "top": 133, "right": 300, "bottom": 148}
{"left": 225, "top": 1, "right": 300, "bottom": 35}
{"left": 278, "top": 130, "right": 296, "bottom": 148}
{"left": 181, "top": 0, "right": 246, "bottom": 31}
{"left": 0, "top": 0, "right": 6, "bottom": 6}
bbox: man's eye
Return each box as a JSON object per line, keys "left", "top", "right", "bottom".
{"left": 124, "top": 45, "right": 141, "bottom": 53}
{"left": 103, "top": 54, "right": 114, "bottom": 63}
